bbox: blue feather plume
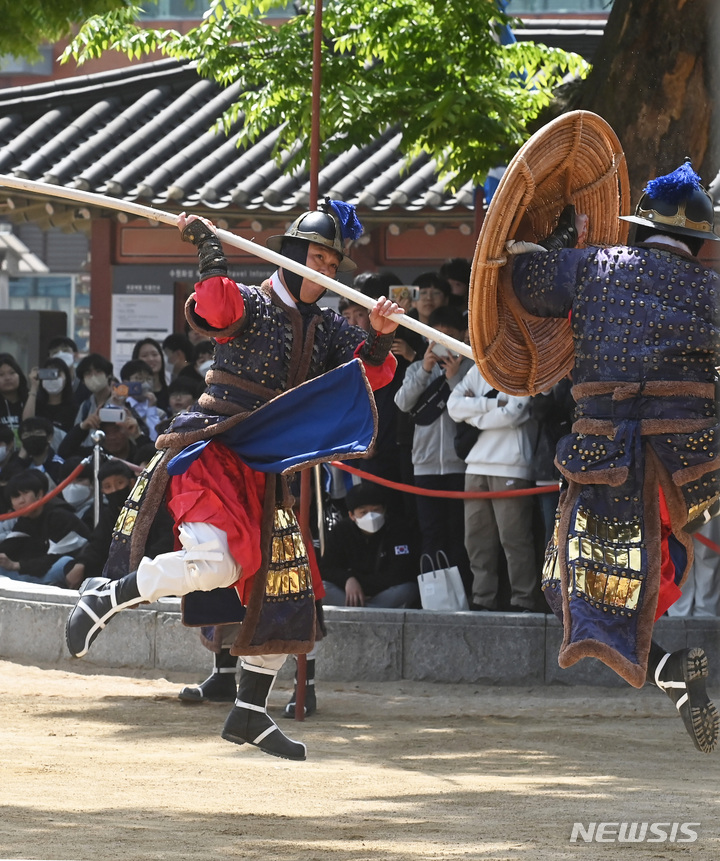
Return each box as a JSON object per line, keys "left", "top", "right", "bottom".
{"left": 644, "top": 161, "right": 702, "bottom": 204}
{"left": 324, "top": 199, "right": 364, "bottom": 240}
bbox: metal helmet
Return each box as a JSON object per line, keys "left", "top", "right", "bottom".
{"left": 620, "top": 159, "right": 719, "bottom": 242}
{"left": 266, "top": 200, "right": 363, "bottom": 271}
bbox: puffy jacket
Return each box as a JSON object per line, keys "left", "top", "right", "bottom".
{"left": 446, "top": 365, "right": 536, "bottom": 479}
{"left": 394, "top": 357, "right": 474, "bottom": 476}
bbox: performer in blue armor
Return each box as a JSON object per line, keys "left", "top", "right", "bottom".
{"left": 510, "top": 161, "right": 720, "bottom": 753}
{"left": 65, "top": 200, "right": 403, "bottom": 761}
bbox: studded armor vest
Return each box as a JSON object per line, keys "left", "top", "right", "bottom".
{"left": 512, "top": 242, "right": 720, "bottom": 687}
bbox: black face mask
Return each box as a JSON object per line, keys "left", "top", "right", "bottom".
{"left": 104, "top": 489, "right": 130, "bottom": 510}
{"left": 279, "top": 238, "right": 326, "bottom": 312}
{"left": 22, "top": 437, "right": 48, "bottom": 457}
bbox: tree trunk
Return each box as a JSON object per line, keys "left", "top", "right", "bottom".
{"left": 577, "top": 0, "right": 718, "bottom": 202}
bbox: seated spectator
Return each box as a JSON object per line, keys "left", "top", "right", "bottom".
{"left": 46, "top": 336, "right": 87, "bottom": 405}
{"left": 439, "top": 257, "right": 471, "bottom": 313}
{"left": 394, "top": 306, "right": 474, "bottom": 593}
{"left": 167, "top": 376, "right": 204, "bottom": 417}
{"left": 64, "top": 461, "right": 173, "bottom": 590}
{"left": 60, "top": 405, "right": 150, "bottom": 464}
{"left": 320, "top": 482, "right": 419, "bottom": 608}
{"left": 117, "top": 359, "right": 167, "bottom": 441}
{"left": 23, "top": 357, "right": 76, "bottom": 442}
{"left": 163, "top": 333, "right": 194, "bottom": 381}
{"left": 410, "top": 273, "right": 451, "bottom": 325}
{"left": 0, "top": 352, "right": 28, "bottom": 442}
{"left": 447, "top": 364, "right": 538, "bottom": 612}
{"left": 0, "top": 470, "right": 90, "bottom": 586}
{"left": 132, "top": 338, "right": 169, "bottom": 412}
{"left": 0, "top": 424, "right": 18, "bottom": 497}
{"left": 73, "top": 353, "right": 117, "bottom": 427}
{"left": 1, "top": 417, "right": 65, "bottom": 489}
{"left": 177, "top": 339, "right": 214, "bottom": 386}
{"left": 58, "top": 457, "right": 95, "bottom": 529}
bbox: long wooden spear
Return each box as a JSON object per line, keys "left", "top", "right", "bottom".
{"left": 0, "top": 174, "right": 474, "bottom": 360}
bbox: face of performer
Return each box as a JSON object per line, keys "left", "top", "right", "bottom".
{"left": 296, "top": 242, "right": 343, "bottom": 304}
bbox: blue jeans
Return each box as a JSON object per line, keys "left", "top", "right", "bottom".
{"left": 0, "top": 556, "right": 75, "bottom": 588}
{"left": 322, "top": 580, "right": 419, "bottom": 608}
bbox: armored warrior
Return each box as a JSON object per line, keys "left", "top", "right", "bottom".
{"left": 509, "top": 161, "right": 720, "bottom": 752}
{"left": 65, "top": 201, "right": 403, "bottom": 761}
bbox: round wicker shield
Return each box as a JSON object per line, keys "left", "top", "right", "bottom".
{"left": 469, "top": 110, "right": 630, "bottom": 396}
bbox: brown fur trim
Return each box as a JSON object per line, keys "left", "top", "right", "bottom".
{"left": 128, "top": 448, "right": 175, "bottom": 571}
{"left": 197, "top": 393, "right": 247, "bottom": 416}
{"left": 572, "top": 417, "right": 712, "bottom": 437}
{"left": 230, "top": 475, "right": 279, "bottom": 654}
{"left": 206, "top": 369, "right": 279, "bottom": 403}
{"left": 572, "top": 380, "right": 715, "bottom": 401}
{"left": 672, "top": 459, "right": 720, "bottom": 487}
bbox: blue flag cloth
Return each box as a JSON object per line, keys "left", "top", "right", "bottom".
{"left": 167, "top": 359, "right": 376, "bottom": 476}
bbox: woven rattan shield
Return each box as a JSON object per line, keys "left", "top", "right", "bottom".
{"left": 469, "top": 110, "right": 630, "bottom": 395}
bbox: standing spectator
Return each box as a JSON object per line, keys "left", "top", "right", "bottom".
{"left": 667, "top": 518, "right": 720, "bottom": 618}
{"left": 0, "top": 353, "right": 28, "bottom": 443}
{"left": 0, "top": 470, "right": 90, "bottom": 586}
{"left": 395, "top": 306, "right": 473, "bottom": 590}
{"left": 320, "top": 482, "right": 419, "bottom": 608}
{"left": 163, "top": 333, "right": 195, "bottom": 381}
{"left": 132, "top": 338, "right": 169, "bottom": 412}
{"left": 447, "top": 365, "right": 538, "bottom": 612}
{"left": 439, "top": 257, "right": 471, "bottom": 313}
{"left": 23, "top": 356, "right": 76, "bottom": 437}
{"left": 410, "top": 273, "right": 451, "bottom": 325}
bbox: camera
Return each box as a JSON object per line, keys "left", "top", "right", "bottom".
{"left": 389, "top": 285, "right": 420, "bottom": 303}
{"left": 37, "top": 368, "right": 60, "bottom": 380}
{"left": 430, "top": 342, "right": 458, "bottom": 360}
{"left": 98, "top": 407, "right": 126, "bottom": 423}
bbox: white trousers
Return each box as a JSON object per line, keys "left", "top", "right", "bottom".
{"left": 136, "top": 522, "right": 287, "bottom": 670}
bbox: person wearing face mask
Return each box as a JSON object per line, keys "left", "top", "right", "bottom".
{"left": 66, "top": 200, "right": 403, "bottom": 762}
{"left": 1, "top": 416, "right": 64, "bottom": 489}
{"left": 118, "top": 360, "right": 167, "bottom": 441}
{"left": 320, "top": 482, "right": 420, "bottom": 609}
{"left": 58, "top": 458, "right": 95, "bottom": 528}
{"left": 73, "top": 354, "right": 116, "bottom": 427}
{"left": 23, "top": 357, "right": 76, "bottom": 440}
{"left": 0, "top": 470, "right": 90, "bottom": 586}
{"left": 176, "top": 339, "right": 215, "bottom": 387}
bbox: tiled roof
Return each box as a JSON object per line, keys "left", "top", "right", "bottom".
{"left": 0, "top": 58, "right": 478, "bottom": 223}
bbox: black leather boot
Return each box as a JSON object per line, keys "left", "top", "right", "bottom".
{"left": 179, "top": 649, "right": 238, "bottom": 703}
{"left": 222, "top": 663, "right": 307, "bottom": 760}
{"left": 538, "top": 204, "right": 579, "bottom": 251}
{"left": 647, "top": 641, "right": 719, "bottom": 753}
{"left": 283, "top": 657, "right": 317, "bottom": 718}
{"left": 66, "top": 574, "right": 142, "bottom": 658}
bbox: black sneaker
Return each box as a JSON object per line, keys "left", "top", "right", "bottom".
{"left": 654, "top": 647, "right": 719, "bottom": 754}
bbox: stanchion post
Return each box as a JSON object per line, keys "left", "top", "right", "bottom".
{"left": 90, "top": 430, "right": 105, "bottom": 528}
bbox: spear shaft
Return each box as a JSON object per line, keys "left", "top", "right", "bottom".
{"left": 0, "top": 173, "right": 474, "bottom": 360}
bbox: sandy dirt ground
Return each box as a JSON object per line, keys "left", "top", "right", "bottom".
{"left": 1, "top": 658, "right": 719, "bottom": 861}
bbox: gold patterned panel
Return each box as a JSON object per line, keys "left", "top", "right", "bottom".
{"left": 128, "top": 476, "right": 148, "bottom": 503}
{"left": 572, "top": 563, "right": 642, "bottom": 610}
{"left": 575, "top": 509, "right": 642, "bottom": 544}
{"left": 569, "top": 536, "right": 642, "bottom": 572}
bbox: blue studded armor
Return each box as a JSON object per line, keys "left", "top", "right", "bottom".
{"left": 512, "top": 242, "right": 720, "bottom": 687}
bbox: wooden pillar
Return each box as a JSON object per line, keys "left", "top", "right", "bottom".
{"left": 89, "top": 217, "right": 113, "bottom": 355}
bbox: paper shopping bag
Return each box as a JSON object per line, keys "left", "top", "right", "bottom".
{"left": 417, "top": 551, "right": 469, "bottom": 612}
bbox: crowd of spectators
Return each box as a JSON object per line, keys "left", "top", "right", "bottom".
{"left": 1, "top": 263, "right": 718, "bottom": 618}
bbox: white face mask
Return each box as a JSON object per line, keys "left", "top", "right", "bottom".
{"left": 42, "top": 378, "right": 65, "bottom": 395}
{"left": 53, "top": 351, "right": 75, "bottom": 368}
{"left": 197, "top": 359, "right": 213, "bottom": 375}
{"left": 84, "top": 373, "right": 107, "bottom": 393}
{"left": 354, "top": 511, "right": 385, "bottom": 534}
{"left": 62, "top": 482, "right": 92, "bottom": 506}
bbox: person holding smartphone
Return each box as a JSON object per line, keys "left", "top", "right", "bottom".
{"left": 22, "top": 357, "right": 76, "bottom": 436}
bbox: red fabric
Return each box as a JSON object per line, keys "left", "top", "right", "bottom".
{"left": 167, "top": 440, "right": 265, "bottom": 605}
{"left": 192, "top": 276, "right": 245, "bottom": 343}
{"left": 355, "top": 346, "right": 397, "bottom": 391}
{"left": 656, "top": 487, "right": 682, "bottom": 620}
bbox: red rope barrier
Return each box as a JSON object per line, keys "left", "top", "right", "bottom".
{"left": 0, "top": 461, "right": 86, "bottom": 521}
{"left": 330, "top": 461, "right": 559, "bottom": 499}
{"left": 694, "top": 533, "right": 720, "bottom": 556}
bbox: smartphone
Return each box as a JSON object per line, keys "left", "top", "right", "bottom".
{"left": 98, "top": 407, "right": 126, "bottom": 423}
{"left": 122, "top": 380, "right": 144, "bottom": 398}
{"left": 431, "top": 342, "right": 458, "bottom": 360}
{"left": 37, "top": 368, "right": 60, "bottom": 380}
{"left": 389, "top": 285, "right": 420, "bottom": 303}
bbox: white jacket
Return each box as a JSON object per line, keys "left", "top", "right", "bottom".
{"left": 446, "top": 366, "right": 536, "bottom": 479}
